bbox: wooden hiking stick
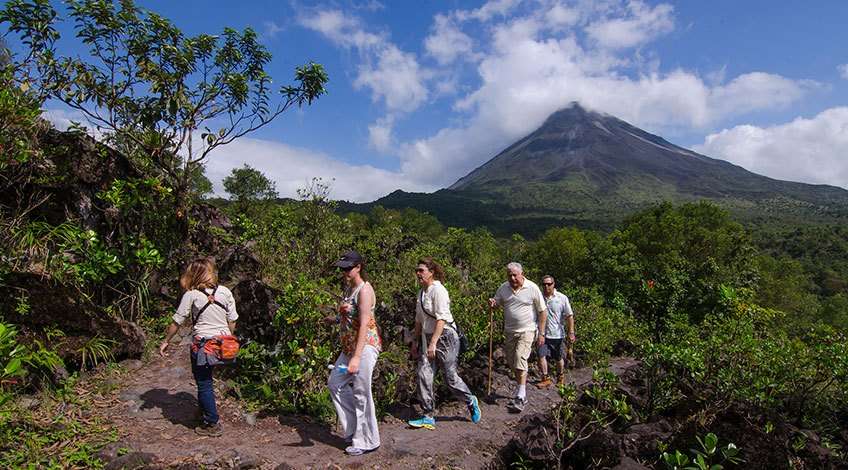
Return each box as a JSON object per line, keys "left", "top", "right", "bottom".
{"left": 487, "top": 304, "right": 494, "bottom": 396}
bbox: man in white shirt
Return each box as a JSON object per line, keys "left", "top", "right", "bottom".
{"left": 488, "top": 262, "right": 547, "bottom": 412}
{"left": 536, "top": 275, "right": 575, "bottom": 388}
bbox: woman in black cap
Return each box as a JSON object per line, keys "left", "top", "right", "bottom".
{"left": 326, "top": 250, "right": 382, "bottom": 455}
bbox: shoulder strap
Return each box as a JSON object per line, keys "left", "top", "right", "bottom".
{"left": 418, "top": 287, "right": 458, "bottom": 332}
{"left": 347, "top": 282, "right": 365, "bottom": 302}
{"left": 191, "top": 286, "right": 228, "bottom": 327}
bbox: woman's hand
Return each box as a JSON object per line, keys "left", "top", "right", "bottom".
{"left": 347, "top": 355, "right": 361, "bottom": 374}
{"left": 338, "top": 302, "right": 352, "bottom": 314}
{"left": 159, "top": 341, "right": 169, "bottom": 357}
{"left": 410, "top": 343, "right": 419, "bottom": 360}
{"left": 427, "top": 342, "right": 437, "bottom": 360}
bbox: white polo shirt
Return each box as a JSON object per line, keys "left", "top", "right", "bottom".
{"left": 493, "top": 279, "right": 546, "bottom": 333}
{"left": 544, "top": 290, "right": 573, "bottom": 339}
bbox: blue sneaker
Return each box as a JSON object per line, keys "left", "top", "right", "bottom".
{"left": 408, "top": 416, "right": 436, "bottom": 429}
{"left": 468, "top": 395, "right": 482, "bottom": 423}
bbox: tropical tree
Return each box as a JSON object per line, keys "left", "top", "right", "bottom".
{"left": 223, "top": 164, "right": 278, "bottom": 206}
{"left": 598, "top": 202, "right": 757, "bottom": 336}
{"left": 0, "top": 0, "right": 328, "bottom": 221}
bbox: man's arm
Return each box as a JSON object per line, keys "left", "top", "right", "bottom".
{"left": 562, "top": 294, "right": 575, "bottom": 341}
{"left": 536, "top": 308, "right": 547, "bottom": 346}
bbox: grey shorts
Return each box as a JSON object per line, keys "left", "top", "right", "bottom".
{"left": 538, "top": 337, "right": 564, "bottom": 361}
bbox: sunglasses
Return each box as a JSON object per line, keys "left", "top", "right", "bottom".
{"left": 340, "top": 266, "right": 355, "bottom": 272}
{"left": 415, "top": 268, "right": 427, "bottom": 273}
{"left": 542, "top": 282, "right": 553, "bottom": 286}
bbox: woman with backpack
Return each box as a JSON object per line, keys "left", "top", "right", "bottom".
{"left": 408, "top": 257, "right": 481, "bottom": 430}
{"left": 159, "top": 258, "right": 238, "bottom": 437}
{"left": 326, "top": 250, "right": 382, "bottom": 456}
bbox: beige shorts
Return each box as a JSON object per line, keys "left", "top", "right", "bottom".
{"left": 504, "top": 330, "right": 536, "bottom": 371}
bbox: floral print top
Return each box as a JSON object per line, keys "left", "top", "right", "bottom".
{"left": 340, "top": 282, "right": 382, "bottom": 356}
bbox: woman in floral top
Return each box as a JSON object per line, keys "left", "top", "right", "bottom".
{"left": 326, "top": 250, "right": 381, "bottom": 456}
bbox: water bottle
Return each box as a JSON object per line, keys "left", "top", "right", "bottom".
{"left": 328, "top": 364, "right": 348, "bottom": 374}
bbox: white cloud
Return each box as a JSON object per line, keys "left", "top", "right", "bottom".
{"left": 424, "top": 14, "right": 476, "bottom": 65}
{"left": 710, "top": 72, "right": 817, "bottom": 117}
{"left": 299, "top": 10, "right": 382, "bottom": 49}
{"left": 838, "top": 63, "right": 848, "bottom": 80}
{"left": 455, "top": 0, "right": 524, "bottom": 22}
{"left": 206, "top": 137, "right": 432, "bottom": 202}
{"left": 544, "top": 3, "right": 579, "bottom": 29}
{"left": 42, "top": 109, "right": 105, "bottom": 140}
{"left": 300, "top": 9, "right": 429, "bottom": 114}
{"left": 694, "top": 107, "right": 848, "bottom": 189}
{"left": 354, "top": 45, "right": 429, "bottom": 113}
{"left": 367, "top": 117, "right": 394, "bottom": 153}
{"left": 262, "top": 21, "right": 283, "bottom": 40}
{"left": 354, "top": 0, "right": 384, "bottom": 12}
{"left": 585, "top": 0, "right": 674, "bottom": 50}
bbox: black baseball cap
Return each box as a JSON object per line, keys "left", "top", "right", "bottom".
{"left": 334, "top": 250, "right": 363, "bottom": 268}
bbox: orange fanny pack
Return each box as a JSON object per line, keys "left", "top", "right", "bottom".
{"left": 216, "top": 335, "right": 240, "bottom": 361}
{"left": 194, "top": 335, "right": 240, "bottom": 363}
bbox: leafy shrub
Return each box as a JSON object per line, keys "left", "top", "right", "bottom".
{"left": 0, "top": 322, "right": 64, "bottom": 406}
{"left": 642, "top": 299, "right": 848, "bottom": 429}
{"left": 568, "top": 288, "right": 645, "bottom": 363}
{"left": 661, "top": 432, "right": 743, "bottom": 470}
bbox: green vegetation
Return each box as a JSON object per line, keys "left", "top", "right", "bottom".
{"left": 661, "top": 433, "right": 742, "bottom": 470}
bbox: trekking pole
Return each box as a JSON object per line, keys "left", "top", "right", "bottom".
{"left": 487, "top": 304, "right": 494, "bottom": 396}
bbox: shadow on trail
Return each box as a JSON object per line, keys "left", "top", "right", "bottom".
{"left": 250, "top": 410, "right": 348, "bottom": 450}
{"left": 139, "top": 388, "right": 198, "bottom": 428}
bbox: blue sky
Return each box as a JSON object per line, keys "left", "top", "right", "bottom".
{"left": 33, "top": 1, "right": 848, "bottom": 200}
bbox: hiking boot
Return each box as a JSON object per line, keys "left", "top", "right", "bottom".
{"left": 194, "top": 422, "right": 223, "bottom": 437}
{"left": 507, "top": 397, "right": 527, "bottom": 413}
{"left": 408, "top": 416, "right": 436, "bottom": 429}
{"left": 557, "top": 374, "right": 566, "bottom": 386}
{"left": 346, "top": 445, "right": 379, "bottom": 456}
{"left": 467, "top": 395, "right": 482, "bottom": 423}
{"left": 536, "top": 375, "right": 553, "bottom": 389}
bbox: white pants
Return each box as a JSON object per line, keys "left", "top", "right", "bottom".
{"left": 327, "top": 345, "right": 380, "bottom": 450}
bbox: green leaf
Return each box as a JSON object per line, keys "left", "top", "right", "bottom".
{"left": 4, "top": 357, "right": 22, "bottom": 376}
{"left": 704, "top": 433, "right": 718, "bottom": 455}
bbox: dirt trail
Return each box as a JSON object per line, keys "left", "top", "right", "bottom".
{"left": 102, "top": 329, "right": 637, "bottom": 469}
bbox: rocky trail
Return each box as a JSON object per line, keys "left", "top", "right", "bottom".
{"left": 97, "top": 328, "right": 637, "bottom": 469}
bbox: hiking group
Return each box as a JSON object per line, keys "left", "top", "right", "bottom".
{"left": 158, "top": 251, "right": 576, "bottom": 456}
